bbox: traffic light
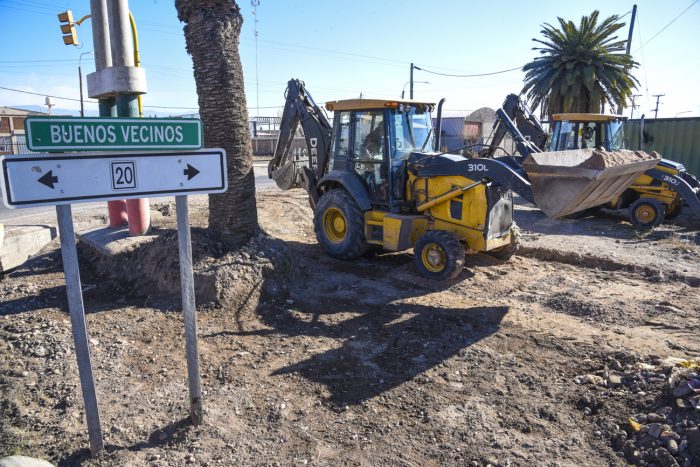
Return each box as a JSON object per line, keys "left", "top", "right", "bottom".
{"left": 58, "top": 10, "right": 79, "bottom": 46}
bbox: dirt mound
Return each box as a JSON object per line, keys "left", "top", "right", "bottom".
{"left": 577, "top": 149, "right": 660, "bottom": 170}
{"left": 79, "top": 226, "right": 298, "bottom": 310}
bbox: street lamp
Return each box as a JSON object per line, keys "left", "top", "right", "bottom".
{"left": 674, "top": 111, "right": 691, "bottom": 118}
{"left": 78, "top": 51, "right": 93, "bottom": 117}
{"left": 402, "top": 80, "right": 429, "bottom": 99}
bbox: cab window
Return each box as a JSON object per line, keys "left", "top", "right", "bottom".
{"left": 353, "top": 110, "right": 388, "bottom": 202}
{"left": 333, "top": 111, "right": 351, "bottom": 159}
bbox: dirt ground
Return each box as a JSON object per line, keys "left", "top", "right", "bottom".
{"left": 1, "top": 188, "right": 699, "bottom": 467}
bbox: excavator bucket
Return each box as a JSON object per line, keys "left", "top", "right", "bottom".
{"left": 521, "top": 149, "right": 661, "bottom": 218}
{"left": 269, "top": 158, "right": 303, "bottom": 191}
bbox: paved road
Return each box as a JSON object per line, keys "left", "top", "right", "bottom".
{"left": 0, "top": 165, "right": 275, "bottom": 225}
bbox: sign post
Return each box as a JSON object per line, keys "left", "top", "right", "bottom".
{"left": 176, "top": 195, "right": 203, "bottom": 424}
{"left": 0, "top": 147, "right": 227, "bottom": 453}
{"left": 56, "top": 203, "right": 104, "bottom": 455}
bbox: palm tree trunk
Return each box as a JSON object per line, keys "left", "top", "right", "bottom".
{"left": 176, "top": 0, "right": 258, "bottom": 245}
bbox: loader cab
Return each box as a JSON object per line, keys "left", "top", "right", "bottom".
{"left": 325, "top": 99, "right": 435, "bottom": 209}
{"left": 549, "top": 113, "right": 626, "bottom": 152}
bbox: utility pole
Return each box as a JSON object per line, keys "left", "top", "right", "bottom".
{"left": 251, "top": 0, "right": 260, "bottom": 156}
{"left": 251, "top": 0, "right": 260, "bottom": 121}
{"left": 617, "top": 4, "right": 637, "bottom": 114}
{"left": 409, "top": 62, "right": 414, "bottom": 100}
{"left": 78, "top": 51, "right": 93, "bottom": 117}
{"left": 44, "top": 96, "right": 54, "bottom": 115}
{"left": 629, "top": 94, "right": 642, "bottom": 119}
{"left": 652, "top": 94, "right": 665, "bottom": 119}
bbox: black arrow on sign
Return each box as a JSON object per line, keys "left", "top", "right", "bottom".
{"left": 38, "top": 170, "right": 58, "bottom": 189}
{"left": 183, "top": 164, "right": 200, "bottom": 180}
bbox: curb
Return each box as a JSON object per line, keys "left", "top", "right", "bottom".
{"left": 0, "top": 224, "right": 57, "bottom": 274}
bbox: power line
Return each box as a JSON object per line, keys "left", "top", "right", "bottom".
{"left": 0, "top": 85, "right": 284, "bottom": 111}
{"left": 0, "top": 59, "right": 80, "bottom": 64}
{"left": 413, "top": 65, "right": 523, "bottom": 78}
{"left": 633, "top": 0, "right": 698, "bottom": 53}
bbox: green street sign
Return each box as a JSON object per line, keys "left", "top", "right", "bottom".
{"left": 25, "top": 117, "right": 203, "bottom": 152}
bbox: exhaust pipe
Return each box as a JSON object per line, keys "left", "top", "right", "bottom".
{"left": 435, "top": 98, "right": 445, "bottom": 152}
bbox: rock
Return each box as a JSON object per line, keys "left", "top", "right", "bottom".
{"left": 667, "top": 439, "right": 679, "bottom": 455}
{"left": 647, "top": 423, "right": 663, "bottom": 438}
{"left": 33, "top": 346, "right": 48, "bottom": 358}
{"left": 648, "top": 413, "right": 666, "bottom": 423}
{"left": 575, "top": 374, "right": 606, "bottom": 386}
{"left": 686, "top": 428, "right": 700, "bottom": 456}
{"left": 611, "top": 359, "right": 624, "bottom": 371}
{"left": 0, "top": 456, "right": 54, "bottom": 467}
{"left": 608, "top": 374, "right": 622, "bottom": 387}
{"left": 673, "top": 382, "right": 694, "bottom": 398}
{"left": 660, "top": 431, "right": 680, "bottom": 442}
{"left": 654, "top": 447, "right": 679, "bottom": 467}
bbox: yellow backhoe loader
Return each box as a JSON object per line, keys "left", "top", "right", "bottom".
{"left": 269, "top": 80, "right": 658, "bottom": 279}
{"left": 482, "top": 94, "right": 700, "bottom": 229}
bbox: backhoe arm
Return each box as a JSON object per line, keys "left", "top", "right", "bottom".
{"left": 479, "top": 94, "right": 548, "bottom": 158}
{"left": 268, "top": 79, "right": 333, "bottom": 192}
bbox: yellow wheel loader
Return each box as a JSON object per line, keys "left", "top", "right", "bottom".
{"left": 483, "top": 94, "right": 700, "bottom": 229}
{"left": 269, "top": 80, "right": 658, "bottom": 280}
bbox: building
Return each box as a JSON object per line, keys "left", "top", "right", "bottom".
{"left": 0, "top": 107, "right": 47, "bottom": 155}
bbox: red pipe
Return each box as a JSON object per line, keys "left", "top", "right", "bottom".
{"left": 107, "top": 200, "right": 128, "bottom": 228}
{"left": 126, "top": 198, "right": 150, "bottom": 236}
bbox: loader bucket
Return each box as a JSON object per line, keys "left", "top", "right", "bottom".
{"left": 521, "top": 149, "right": 661, "bottom": 218}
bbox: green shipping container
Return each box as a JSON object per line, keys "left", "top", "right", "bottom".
{"left": 624, "top": 117, "right": 700, "bottom": 177}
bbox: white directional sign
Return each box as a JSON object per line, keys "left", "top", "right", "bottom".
{"left": 0, "top": 149, "right": 227, "bottom": 208}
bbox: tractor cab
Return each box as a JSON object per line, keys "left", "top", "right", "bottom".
{"left": 549, "top": 113, "right": 626, "bottom": 152}
{"left": 325, "top": 99, "right": 435, "bottom": 208}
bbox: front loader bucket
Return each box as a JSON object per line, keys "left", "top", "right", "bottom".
{"left": 521, "top": 149, "right": 661, "bottom": 218}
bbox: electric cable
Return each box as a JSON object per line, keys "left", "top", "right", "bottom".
{"left": 633, "top": 0, "right": 698, "bottom": 53}
{"left": 413, "top": 65, "right": 523, "bottom": 78}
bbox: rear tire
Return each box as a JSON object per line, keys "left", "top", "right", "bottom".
{"left": 313, "top": 189, "right": 369, "bottom": 260}
{"left": 486, "top": 223, "right": 521, "bottom": 260}
{"left": 414, "top": 231, "right": 465, "bottom": 280}
{"left": 629, "top": 198, "right": 665, "bottom": 230}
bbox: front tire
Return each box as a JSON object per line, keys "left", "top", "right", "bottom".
{"left": 414, "top": 231, "right": 465, "bottom": 280}
{"left": 486, "top": 223, "right": 521, "bottom": 260}
{"left": 313, "top": 189, "right": 369, "bottom": 260}
{"left": 629, "top": 198, "right": 665, "bottom": 229}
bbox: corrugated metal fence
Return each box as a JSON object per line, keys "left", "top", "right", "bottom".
{"left": 624, "top": 117, "right": 700, "bottom": 176}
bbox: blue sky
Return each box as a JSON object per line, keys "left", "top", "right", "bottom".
{"left": 1, "top": 0, "right": 698, "bottom": 118}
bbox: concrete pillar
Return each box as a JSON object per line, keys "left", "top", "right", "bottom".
{"left": 106, "top": 0, "right": 150, "bottom": 236}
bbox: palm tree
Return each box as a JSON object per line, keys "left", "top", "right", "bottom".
{"left": 176, "top": 0, "right": 258, "bottom": 245}
{"left": 522, "top": 10, "right": 638, "bottom": 118}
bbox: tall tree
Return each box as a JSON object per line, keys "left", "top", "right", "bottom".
{"left": 522, "top": 10, "right": 638, "bottom": 118}
{"left": 176, "top": 0, "right": 258, "bottom": 245}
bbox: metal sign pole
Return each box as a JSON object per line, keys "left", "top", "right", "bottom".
{"left": 55, "top": 204, "right": 104, "bottom": 455}
{"left": 175, "top": 195, "right": 203, "bottom": 424}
